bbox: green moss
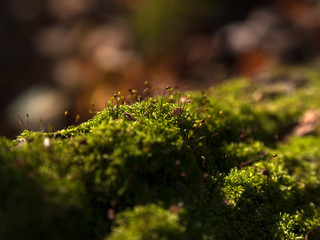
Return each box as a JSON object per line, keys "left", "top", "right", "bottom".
{"left": 106, "top": 204, "right": 187, "bottom": 240}
{"left": 2, "top": 69, "right": 320, "bottom": 239}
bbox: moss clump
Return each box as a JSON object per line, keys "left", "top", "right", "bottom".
{"left": 107, "top": 204, "right": 186, "bottom": 240}
{"left": 2, "top": 69, "right": 320, "bottom": 239}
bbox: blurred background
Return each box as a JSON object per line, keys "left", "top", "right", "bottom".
{"left": 1, "top": 0, "right": 320, "bottom": 138}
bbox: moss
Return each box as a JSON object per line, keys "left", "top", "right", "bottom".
{"left": 106, "top": 204, "right": 187, "bottom": 240}
{"left": 2, "top": 69, "right": 320, "bottom": 239}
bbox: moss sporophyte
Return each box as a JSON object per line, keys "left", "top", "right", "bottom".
{"left": 4, "top": 70, "right": 320, "bottom": 239}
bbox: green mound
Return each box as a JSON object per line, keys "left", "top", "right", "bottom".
{"left": 2, "top": 69, "right": 320, "bottom": 239}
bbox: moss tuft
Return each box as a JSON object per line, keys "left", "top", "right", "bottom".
{"left": 2, "top": 69, "right": 320, "bottom": 239}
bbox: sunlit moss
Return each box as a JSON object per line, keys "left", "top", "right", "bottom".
{"left": 2, "top": 70, "right": 320, "bottom": 239}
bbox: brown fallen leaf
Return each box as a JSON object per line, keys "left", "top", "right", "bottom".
{"left": 293, "top": 109, "right": 320, "bottom": 136}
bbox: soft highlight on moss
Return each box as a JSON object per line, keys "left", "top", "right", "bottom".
{"left": 2, "top": 68, "right": 320, "bottom": 239}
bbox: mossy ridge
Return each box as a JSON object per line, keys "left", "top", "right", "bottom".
{"left": 2, "top": 72, "right": 320, "bottom": 239}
